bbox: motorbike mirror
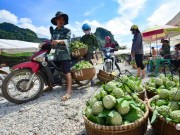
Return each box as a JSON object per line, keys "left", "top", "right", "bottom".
{"left": 49, "top": 26, "right": 54, "bottom": 39}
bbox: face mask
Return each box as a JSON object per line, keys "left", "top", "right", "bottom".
{"left": 84, "top": 30, "right": 90, "bottom": 35}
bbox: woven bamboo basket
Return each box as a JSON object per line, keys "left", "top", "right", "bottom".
{"left": 71, "top": 68, "right": 96, "bottom": 81}
{"left": 71, "top": 48, "right": 87, "bottom": 58}
{"left": 146, "top": 90, "right": 157, "bottom": 99}
{"left": 83, "top": 103, "right": 149, "bottom": 135}
{"left": 148, "top": 98, "right": 180, "bottom": 135}
{"left": 97, "top": 74, "right": 113, "bottom": 83}
{"left": 99, "top": 70, "right": 111, "bottom": 78}
{"left": 97, "top": 70, "right": 114, "bottom": 83}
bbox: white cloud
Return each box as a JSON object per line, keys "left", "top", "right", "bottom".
{"left": 68, "top": 17, "right": 133, "bottom": 47}
{"left": 67, "top": 20, "right": 103, "bottom": 37}
{"left": 19, "top": 18, "right": 32, "bottom": 24}
{"left": 69, "top": 0, "right": 146, "bottom": 47}
{"left": 0, "top": 0, "right": 148, "bottom": 45}
{"left": 147, "top": 0, "right": 180, "bottom": 26}
{"left": 84, "top": 11, "right": 94, "bottom": 17}
{"left": 18, "top": 19, "right": 50, "bottom": 38}
{"left": 117, "top": 0, "right": 147, "bottom": 20}
{"left": 0, "top": 10, "right": 18, "bottom": 24}
{"left": 84, "top": 3, "right": 104, "bottom": 16}
{"left": 0, "top": 10, "right": 50, "bottom": 38}
{"left": 105, "top": 17, "right": 132, "bottom": 35}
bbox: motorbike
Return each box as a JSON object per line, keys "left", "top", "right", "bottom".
{"left": 102, "top": 47, "right": 117, "bottom": 73}
{"left": 102, "top": 47, "right": 132, "bottom": 76}
{"left": 1, "top": 27, "right": 90, "bottom": 104}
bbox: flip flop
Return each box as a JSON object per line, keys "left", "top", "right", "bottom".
{"left": 61, "top": 93, "right": 72, "bottom": 101}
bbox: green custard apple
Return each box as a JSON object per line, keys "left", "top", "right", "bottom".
{"left": 168, "top": 101, "right": 180, "bottom": 111}
{"left": 156, "top": 105, "right": 171, "bottom": 117}
{"left": 92, "top": 101, "right": 104, "bottom": 115}
{"left": 103, "top": 95, "right": 116, "bottom": 109}
{"left": 169, "top": 90, "right": 180, "bottom": 101}
{"left": 109, "top": 111, "right": 122, "bottom": 125}
{"left": 158, "top": 89, "right": 170, "bottom": 99}
{"left": 170, "top": 110, "right": 180, "bottom": 123}
{"left": 155, "top": 78, "right": 163, "bottom": 86}
{"left": 104, "top": 81, "right": 117, "bottom": 92}
{"left": 112, "top": 88, "right": 124, "bottom": 98}
{"left": 116, "top": 100, "right": 130, "bottom": 115}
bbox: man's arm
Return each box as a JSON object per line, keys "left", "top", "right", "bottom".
{"left": 52, "top": 29, "right": 71, "bottom": 46}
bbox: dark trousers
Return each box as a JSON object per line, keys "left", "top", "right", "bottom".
{"left": 171, "top": 60, "right": 180, "bottom": 69}
{"left": 135, "top": 54, "right": 145, "bottom": 70}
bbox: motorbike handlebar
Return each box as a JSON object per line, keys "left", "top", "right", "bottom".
{"left": 41, "top": 41, "right": 66, "bottom": 51}
{"left": 41, "top": 41, "right": 52, "bottom": 50}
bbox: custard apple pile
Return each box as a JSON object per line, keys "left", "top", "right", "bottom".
{"left": 145, "top": 74, "right": 179, "bottom": 95}
{"left": 84, "top": 81, "right": 146, "bottom": 126}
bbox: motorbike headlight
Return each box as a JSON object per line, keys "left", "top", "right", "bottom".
{"left": 107, "top": 52, "right": 110, "bottom": 56}
{"left": 33, "top": 52, "right": 46, "bottom": 62}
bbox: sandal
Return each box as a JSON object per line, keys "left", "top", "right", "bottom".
{"left": 61, "top": 93, "right": 72, "bottom": 101}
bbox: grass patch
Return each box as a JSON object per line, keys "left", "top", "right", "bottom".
{"left": 0, "top": 52, "right": 33, "bottom": 57}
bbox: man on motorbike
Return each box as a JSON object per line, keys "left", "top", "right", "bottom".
{"left": 44, "top": 11, "right": 72, "bottom": 101}
{"left": 80, "top": 23, "right": 99, "bottom": 63}
{"left": 103, "top": 36, "right": 120, "bottom": 71}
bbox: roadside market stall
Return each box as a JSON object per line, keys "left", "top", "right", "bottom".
{"left": 142, "top": 25, "right": 180, "bottom": 75}
{"left": 0, "top": 39, "right": 39, "bottom": 54}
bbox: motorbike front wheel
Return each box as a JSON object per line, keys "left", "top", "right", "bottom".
{"left": 2, "top": 69, "right": 44, "bottom": 104}
{"left": 105, "top": 62, "right": 112, "bottom": 73}
{"left": 0, "top": 70, "right": 8, "bottom": 88}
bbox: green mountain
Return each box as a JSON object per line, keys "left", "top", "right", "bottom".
{"left": 0, "top": 23, "right": 127, "bottom": 49}
{"left": 0, "top": 22, "right": 41, "bottom": 42}
{"left": 94, "top": 27, "right": 118, "bottom": 48}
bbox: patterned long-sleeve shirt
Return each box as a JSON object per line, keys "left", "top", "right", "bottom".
{"left": 53, "top": 27, "right": 71, "bottom": 61}
{"left": 80, "top": 34, "right": 99, "bottom": 53}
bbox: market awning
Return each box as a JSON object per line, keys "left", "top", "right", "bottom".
{"left": 142, "top": 25, "right": 180, "bottom": 42}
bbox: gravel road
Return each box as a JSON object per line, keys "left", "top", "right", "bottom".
{"left": 0, "top": 63, "right": 156, "bottom": 135}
